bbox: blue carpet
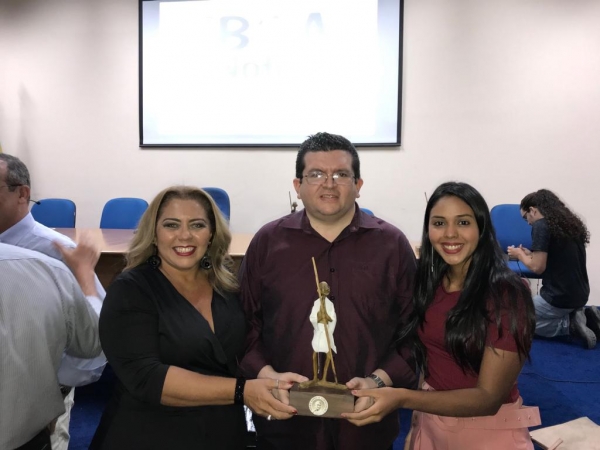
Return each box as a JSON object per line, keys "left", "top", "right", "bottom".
{"left": 69, "top": 365, "right": 115, "bottom": 450}
{"left": 70, "top": 336, "right": 600, "bottom": 449}
{"left": 520, "top": 336, "right": 600, "bottom": 428}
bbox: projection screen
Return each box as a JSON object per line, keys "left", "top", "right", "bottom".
{"left": 140, "top": 0, "right": 403, "bottom": 147}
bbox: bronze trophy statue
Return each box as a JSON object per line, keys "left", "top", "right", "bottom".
{"left": 289, "top": 258, "right": 354, "bottom": 418}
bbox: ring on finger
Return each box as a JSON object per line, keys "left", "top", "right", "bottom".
{"left": 267, "top": 414, "right": 272, "bottom": 421}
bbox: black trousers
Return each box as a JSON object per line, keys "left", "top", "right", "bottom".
{"left": 15, "top": 428, "right": 51, "bottom": 450}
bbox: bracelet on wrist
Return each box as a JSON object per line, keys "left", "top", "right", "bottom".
{"left": 367, "top": 373, "right": 386, "bottom": 388}
{"left": 234, "top": 377, "right": 246, "bottom": 405}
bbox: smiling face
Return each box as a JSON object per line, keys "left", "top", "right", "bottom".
{"left": 155, "top": 198, "right": 212, "bottom": 274}
{"left": 428, "top": 195, "right": 480, "bottom": 280}
{"left": 293, "top": 150, "right": 363, "bottom": 225}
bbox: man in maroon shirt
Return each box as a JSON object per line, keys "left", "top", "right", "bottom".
{"left": 239, "top": 132, "right": 417, "bottom": 450}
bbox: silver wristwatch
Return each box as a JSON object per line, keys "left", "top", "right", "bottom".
{"left": 367, "top": 373, "right": 386, "bottom": 388}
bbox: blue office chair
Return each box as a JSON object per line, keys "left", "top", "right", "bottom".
{"left": 100, "top": 197, "right": 148, "bottom": 229}
{"left": 490, "top": 204, "right": 541, "bottom": 278}
{"left": 31, "top": 198, "right": 76, "bottom": 228}
{"left": 203, "top": 187, "right": 230, "bottom": 222}
{"left": 360, "top": 207, "right": 374, "bottom": 216}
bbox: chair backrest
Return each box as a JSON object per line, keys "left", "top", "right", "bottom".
{"left": 490, "top": 204, "right": 533, "bottom": 250}
{"left": 202, "top": 187, "right": 230, "bottom": 222}
{"left": 31, "top": 198, "right": 76, "bottom": 228}
{"left": 100, "top": 197, "right": 148, "bottom": 229}
{"left": 360, "top": 207, "right": 374, "bottom": 216}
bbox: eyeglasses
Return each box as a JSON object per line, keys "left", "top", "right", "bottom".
{"left": 303, "top": 170, "right": 355, "bottom": 186}
{"left": 521, "top": 210, "right": 528, "bottom": 221}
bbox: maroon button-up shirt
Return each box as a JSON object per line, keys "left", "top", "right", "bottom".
{"left": 239, "top": 207, "right": 417, "bottom": 450}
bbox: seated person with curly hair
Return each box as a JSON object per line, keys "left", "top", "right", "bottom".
{"left": 508, "top": 189, "right": 599, "bottom": 349}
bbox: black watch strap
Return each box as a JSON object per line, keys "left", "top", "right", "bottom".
{"left": 367, "top": 373, "right": 386, "bottom": 388}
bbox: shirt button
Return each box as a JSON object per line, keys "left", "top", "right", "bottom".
{"left": 330, "top": 295, "right": 336, "bottom": 300}
{"left": 330, "top": 268, "right": 335, "bottom": 272}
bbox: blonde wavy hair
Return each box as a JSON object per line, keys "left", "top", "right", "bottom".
{"left": 125, "top": 185, "right": 238, "bottom": 294}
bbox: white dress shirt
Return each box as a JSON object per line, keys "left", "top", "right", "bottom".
{"left": 0, "top": 213, "right": 107, "bottom": 386}
{"left": 0, "top": 244, "right": 103, "bottom": 449}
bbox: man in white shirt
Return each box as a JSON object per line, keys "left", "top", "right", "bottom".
{"left": 0, "top": 153, "right": 107, "bottom": 449}
{"left": 0, "top": 242, "right": 103, "bottom": 450}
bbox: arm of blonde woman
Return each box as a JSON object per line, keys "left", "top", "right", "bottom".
{"left": 162, "top": 367, "right": 297, "bottom": 419}
{"left": 99, "top": 277, "right": 296, "bottom": 420}
{"left": 257, "top": 365, "right": 309, "bottom": 406}
{"left": 343, "top": 347, "right": 524, "bottom": 426}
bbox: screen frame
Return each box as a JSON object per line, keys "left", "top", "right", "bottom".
{"left": 138, "top": 0, "right": 404, "bottom": 148}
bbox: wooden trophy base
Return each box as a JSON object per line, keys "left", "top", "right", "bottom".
{"left": 289, "top": 383, "right": 355, "bottom": 419}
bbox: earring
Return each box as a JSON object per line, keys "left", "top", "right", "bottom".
{"left": 430, "top": 247, "right": 434, "bottom": 273}
{"left": 200, "top": 254, "right": 212, "bottom": 270}
{"left": 147, "top": 245, "right": 161, "bottom": 269}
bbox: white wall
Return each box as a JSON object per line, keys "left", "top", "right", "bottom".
{"left": 1, "top": 0, "right": 599, "bottom": 304}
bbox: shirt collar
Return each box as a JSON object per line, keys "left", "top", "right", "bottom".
{"left": 280, "top": 203, "right": 382, "bottom": 234}
{"left": 0, "top": 213, "right": 35, "bottom": 243}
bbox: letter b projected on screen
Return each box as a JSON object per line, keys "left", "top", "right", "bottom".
{"left": 141, "top": 0, "right": 403, "bottom": 146}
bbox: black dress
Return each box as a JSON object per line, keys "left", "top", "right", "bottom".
{"left": 91, "top": 264, "right": 247, "bottom": 450}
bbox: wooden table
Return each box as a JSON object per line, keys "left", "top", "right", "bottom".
{"left": 55, "top": 228, "right": 419, "bottom": 289}
{"left": 55, "top": 228, "right": 254, "bottom": 289}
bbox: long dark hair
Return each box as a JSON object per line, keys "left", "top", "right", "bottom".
{"left": 400, "top": 182, "right": 535, "bottom": 375}
{"left": 521, "top": 189, "right": 590, "bottom": 244}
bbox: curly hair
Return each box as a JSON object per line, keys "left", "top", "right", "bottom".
{"left": 125, "top": 186, "right": 238, "bottom": 294}
{"left": 521, "top": 189, "right": 590, "bottom": 245}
